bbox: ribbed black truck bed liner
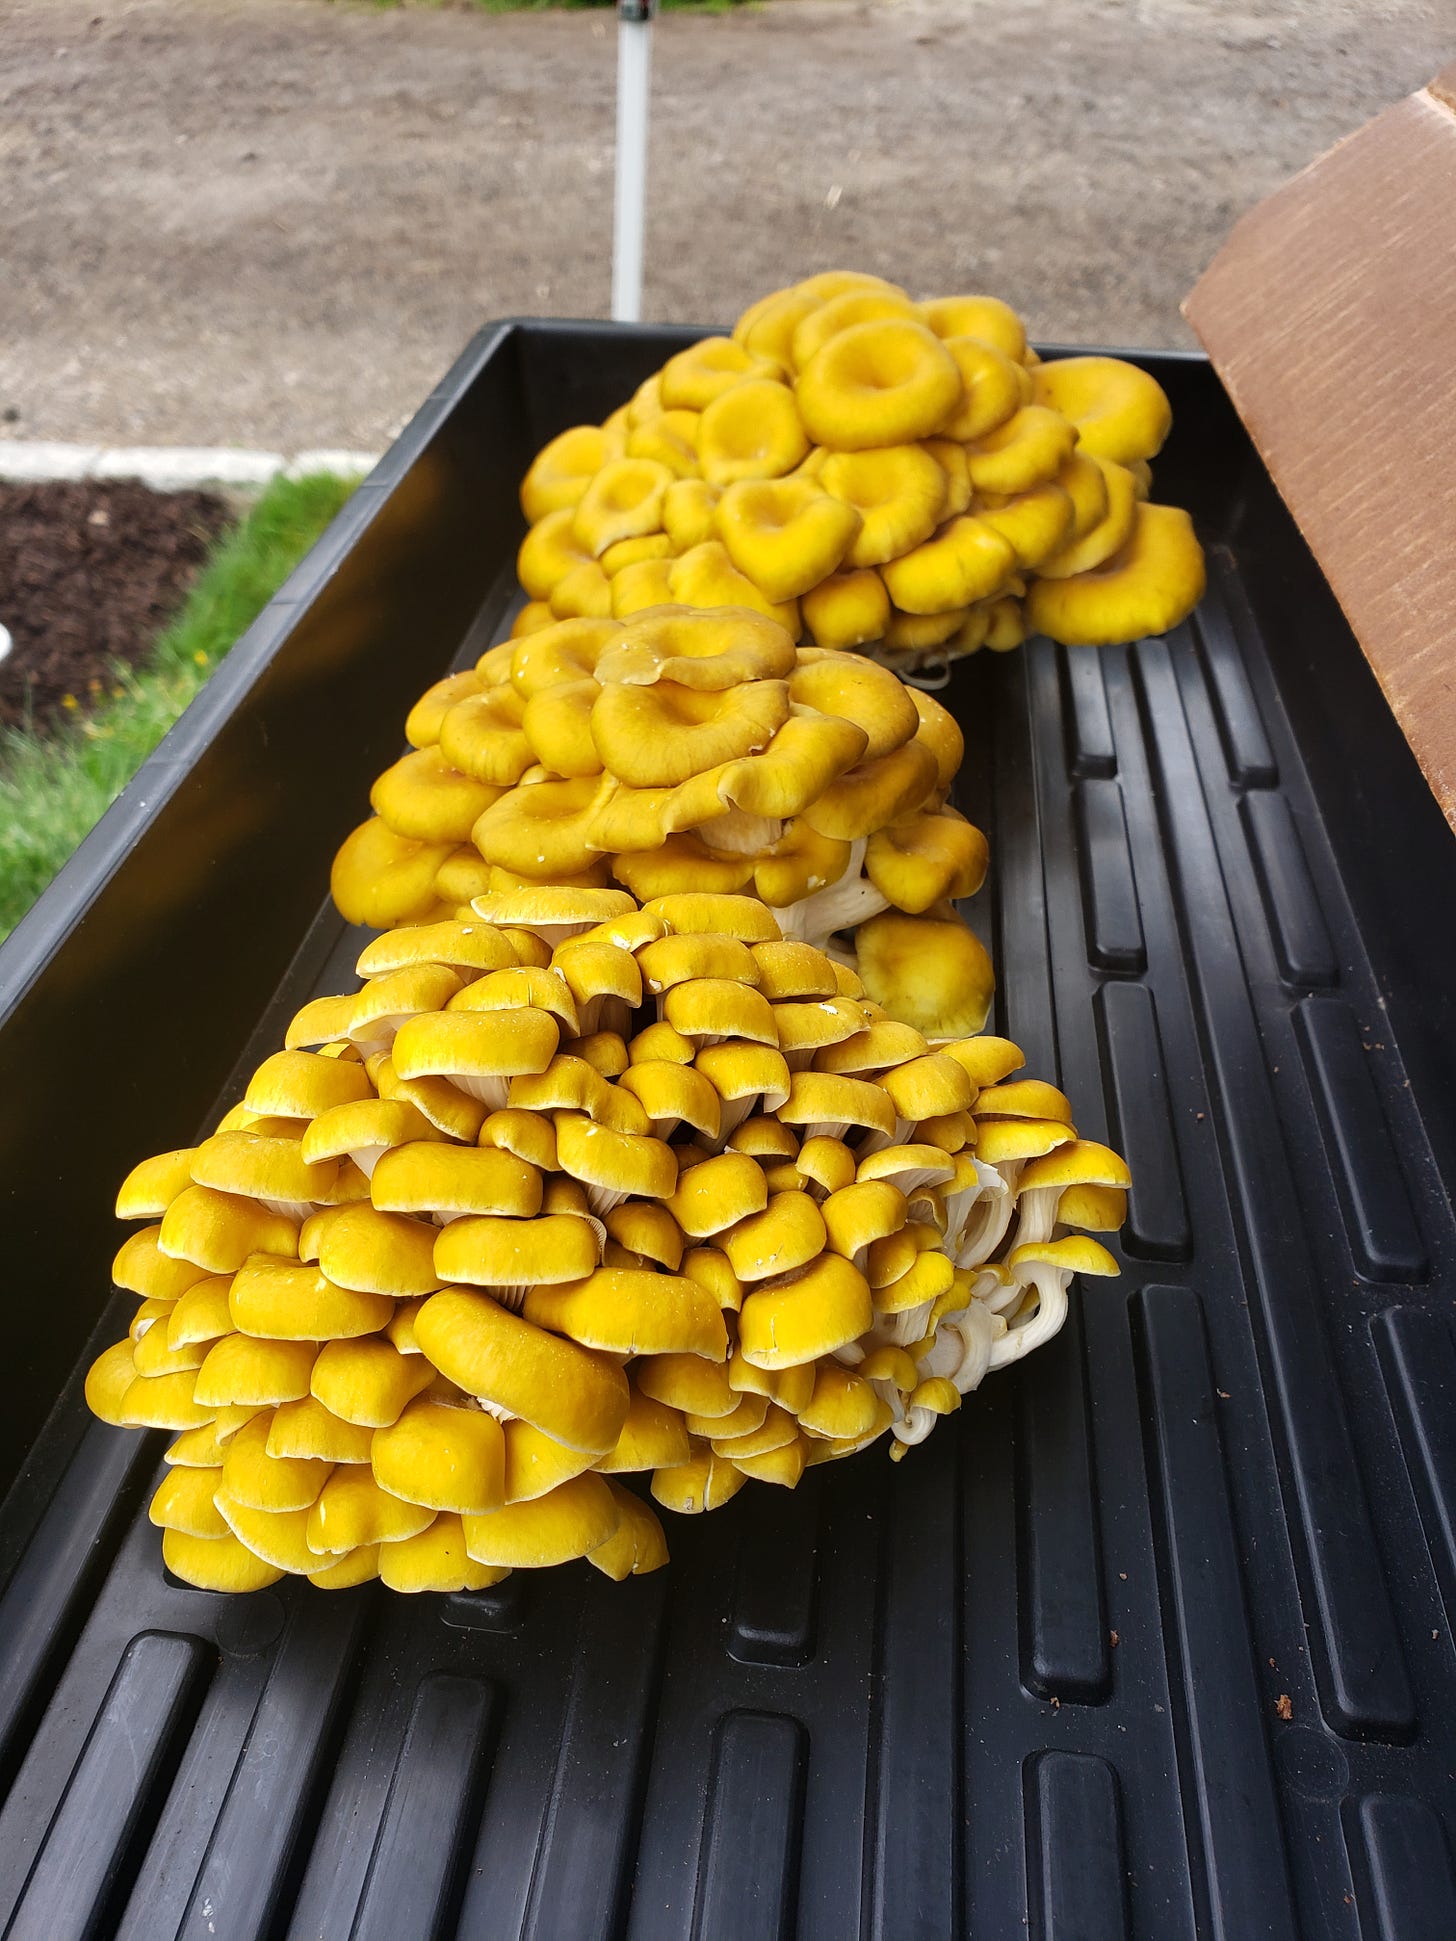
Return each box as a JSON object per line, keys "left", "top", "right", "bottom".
{"left": 1, "top": 324, "right": 1454, "bottom": 1941}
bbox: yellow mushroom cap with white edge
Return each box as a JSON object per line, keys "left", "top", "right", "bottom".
{"left": 379, "top": 1514, "right": 509, "bottom": 1593}
{"left": 463, "top": 1471, "right": 621, "bottom": 1567}
{"left": 370, "top": 1394, "right": 507, "bottom": 1514}
{"left": 738, "top": 1252, "right": 874, "bottom": 1367}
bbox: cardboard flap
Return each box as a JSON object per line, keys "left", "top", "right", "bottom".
{"left": 1185, "top": 64, "right": 1456, "bottom": 830}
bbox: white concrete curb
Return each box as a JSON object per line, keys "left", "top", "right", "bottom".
{"left": 0, "top": 441, "right": 380, "bottom": 491}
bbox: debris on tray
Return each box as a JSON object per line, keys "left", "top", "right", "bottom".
{"left": 510, "top": 271, "right": 1205, "bottom": 673}
{"left": 86, "top": 884, "right": 1128, "bottom": 1594}
{"left": 332, "top": 604, "right": 996, "bottom": 1037}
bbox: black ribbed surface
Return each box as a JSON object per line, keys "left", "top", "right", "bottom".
{"left": 1, "top": 331, "right": 1453, "bottom": 1939}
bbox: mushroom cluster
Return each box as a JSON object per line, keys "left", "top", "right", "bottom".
{"left": 333, "top": 605, "right": 996, "bottom": 1039}
{"left": 85, "top": 888, "right": 1128, "bottom": 1594}
{"left": 513, "top": 271, "right": 1206, "bottom": 672}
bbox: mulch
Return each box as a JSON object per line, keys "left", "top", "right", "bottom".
{"left": 0, "top": 479, "right": 231, "bottom": 732}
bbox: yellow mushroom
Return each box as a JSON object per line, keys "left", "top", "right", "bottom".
{"left": 1025, "top": 503, "right": 1206, "bottom": 647}
{"left": 697, "top": 378, "right": 809, "bottom": 486}
{"left": 1031, "top": 355, "right": 1172, "bottom": 464}
{"left": 796, "top": 318, "right": 961, "bottom": 450}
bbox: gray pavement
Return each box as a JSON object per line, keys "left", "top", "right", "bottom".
{"left": 0, "top": 0, "right": 1446, "bottom": 450}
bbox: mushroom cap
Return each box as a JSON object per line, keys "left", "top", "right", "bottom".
{"left": 855, "top": 907, "right": 996, "bottom": 1038}
{"left": 587, "top": 1482, "right": 670, "bottom": 1579}
{"left": 1017, "top": 1138, "right": 1132, "bottom": 1192}
{"left": 509, "top": 616, "right": 621, "bottom": 696}
{"left": 243, "top": 1051, "right": 373, "bottom": 1124}
{"left": 500, "top": 1418, "right": 599, "bottom": 1502}
{"left": 939, "top": 1034, "right": 1024, "bottom": 1087}
{"left": 664, "top": 978, "right": 779, "bottom": 1047}
{"left": 976, "top": 479, "right": 1077, "bottom": 571}
{"left": 666, "top": 1150, "right": 769, "bottom": 1238}
{"left": 727, "top": 1116, "right": 800, "bottom": 1160}
{"left": 1057, "top": 1183, "right": 1129, "bottom": 1231}
{"left": 1031, "top": 355, "right": 1172, "bottom": 464}
{"left": 906, "top": 688, "right": 965, "bottom": 793}
{"left": 611, "top": 557, "right": 679, "bottom": 619}
{"left": 391, "top": 1010, "right": 560, "bottom": 1095}
{"left": 917, "top": 294, "right": 1028, "bottom": 362}
{"left": 85, "top": 1340, "right": 143, "bottom": 1425}
{"left": 965, "top": 404, "right": 1078, "bottom": 497}
{"left": 780, "top": 1070, "right": 897, "bottom": 1140}
{"left": 591, "top": 674, "right": 790, "bottom": 790}
{"left": 941, "top": 336, "right": 1025, "bottom": 441}
{"left": 553, "top": 1114, "right": 678, "bottom": 1205}
{"left": 571, "top": 456, "right": 674, "bottom": 558}
{"left": 229, "top": 1258, "right": 393, "bottom": 1341}
{"left": 433, "top": 1212, "right": 603, "bottom": 1290}
{"left": 818, "top": 444, "right": 948, "bottom": 568}
{"left": 449, "top": 966, "right": 580, "bottom": 1032}
{"left": 149, "top": 1467, "right": 230, "bottom": 1540}
{"left": 471, "top": 886, "right": 638, "bottom": 949}
{"left": 789, "top": 289, "right": 919, "bottom": 369}
{"left": 371, "top": 1142, "right": 543, "bottom": 1218}
{"left": 604, "top": 1200, "right": 687, "bottom": 1268}
{"left": 697, "top": 378, "right": 810, "bottom": 486}
{"left": 682, "top": 1246, "right": 744, "bottom": 1313}
{"left": 520, "top": 678, "right": 604, "bottom": 779}
{"left": 715, "top": 478, "right": 863, "bottom": 604}
{"left": 220, "top": 1413, "right": 330, "bottom": 1513}
{"left": 814, "top": 1019, "right": 929, "bottom": 1076}
{"left": 166, "top": 1275, "right": 236, "bottom": 1349}
{"left": 371, "top": 1395, "right": 507, "bottom": 1514}
{"left": 331, "top": 819, "right": 454, "bottom": 929}
{"left": 510, "top": 1053, "right": 647, "bottom": 1132}
{"left": 639, "top": 931, "right": 760, "bottom": 991}
{"left": 1007, "top": 1234, "right": 1121, "bottom": 1277}
{"left": 161, "top": 1528, "right": 284, "bottom": 1593}
{"left": 731, "top": 1438, "right": 809, "bottom": 1488}
{"left": 661, "top": 335, "right": 780, "bottom": 411}
{"left": 378, "top": 1514, "right": 508, "bottom": 1593}
{"left": 667, "top": 540, "right": 801, "bottom": 635}
{"left": 663, "top": 477, "right": 724, "bottom": 551}
{"left": 304, "top": 1545, "right": 384, "bottom": 1590}
{"left": 414, "top": 1288, "right": 629, "bottom": 1452}
{"left": 1034, "top": 456, "right": 1138, "bottom": 579}
{"left": 194, "top": 1335, "right": 317, "bottom": 1410}
{"left": 690, "top": 1390, "right": 769, "bottom": 1440}
{"left": 524, "top": 1266, "right": 728, "bottom": 1357}
{"left": 857, "top": 1142, "right": 957, "bottom": 1192}
{"left": 750, "top": 939, "right": 839, "bottom": 1000}
{"left": 190, "top": 1132, "right": 338, "bottom": 1217}
{"left": 866, "top": 811, "right": 989, "bottom": 914}
{"left": 800, "top": 566, "right": 893, "bottom": 652}
{"left": 635, "top": 1351, "right": 738, "bottom": 1418}
{"left": 772, "top": 996, "right": 866, "bottom": 1060}
{"left": 974, "top": 1118, "right": 1076, "bottom": 1163}
{"left": 521, "top": 423, "right": 613, "bottom": 523}
{"left": 875, "top": 1246, "right": 955, "bottom": 1314}
{"left": 374, "top": 1062, "right": 488, "bottom": 1143}
{"left": 464, "top": 1472, "right": 620, "bottom": 1567}
{"left": 787, "top": 648, "right": 920, "bottom": 759}
{"left": 650, "top": 1444, "right": 747, "bottom": 1515}
{"left": 794, "top": 1135, "right": 858, "bottom": 1197}
{"left": 629, "top": 1020, "right": 697, "bottom": 1065}
{"left": 596, "top": 604, "right": 797, "bottom": 691}
{"left": 752, "top": 819, "right": 853, "bottom": 909}
{"left": 625, "top": 410, "right": 701, "bottom": 482}
{"left": 1024, "top": 503, "right": 1206, "bottom": 647}
{"left": 797, "top": 1361, "right": 882, "bottom": 1440}
{"left": 800, "top": 739, "right": 938, "bottom": 842}
{"left": 305, "top": 1468, "right": 437, "bottom": 1556}
{"left": 879, "top": 1051, "right": 976, "bottom": 1118}
{"left": 976, "top": 1078, "right": 1075, "bottom": 1124}
{"left": 822, "top": 1179, "right": 909, "bottom": 1262}
{"left": 113, "top": 1225, "right": 210, "bottom": 1300}
{"left": 309, "top": 1335, "right": 436, "bottom": 1427}
{"left": 371, "top": 745, "right": 502, "bottom": 844}
{"left": 307, "top": 1202, "right": 445, "bottom": 1298}
{"left": 720, "top": 1190, "right": 827, "bottom": 1282}
{"left": 644, "top": 891, "right": 782, "bottom": 941}
{"left": 470, "top": 774, "right": 604, "bottom": 881}
{"left": 796, "top": 319, "right": 962, "bottom": 450}
{"left": 738, "top": 1252, "right": 874, "bottom": 1367}
{"left": 879, "top": 515, "right": 1017, "bottom": 616}
{"left": 267, "top": 1395, "right": 375, "bottom": 1464}
{"left": 479, "top": 1106, "right": 558, "bottom": 1172}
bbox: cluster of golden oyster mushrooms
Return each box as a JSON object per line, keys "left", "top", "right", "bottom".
{"left": 88, "top": 888, "right": 1128, "bottom": 1594}
{"left": 84, "top": 274, "right": 1162, "bottom": 1595}
{"left": 333, "top": 605, "right": 997, "bottom": 1038}
{"left": 512, "top": 269, "right": 1205, "bottom": 671}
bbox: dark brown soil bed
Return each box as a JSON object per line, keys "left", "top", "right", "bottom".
{"left": 0, "top": 478, "right": 231, "bottom": 731}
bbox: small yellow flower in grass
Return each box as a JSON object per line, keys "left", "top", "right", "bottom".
{"left": 61, "top": 694, "right": 78, "bottom": 711}
{"left": 193, "top": 650, "right": 209, "bottom": 667}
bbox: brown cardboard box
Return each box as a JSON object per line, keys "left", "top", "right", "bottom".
{"left": 1184, "top": 62, "right": 1456, "bottom": 830}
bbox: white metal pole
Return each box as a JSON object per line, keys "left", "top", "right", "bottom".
{"left": 612, "top": 0, "right": 655, "bottom": 323}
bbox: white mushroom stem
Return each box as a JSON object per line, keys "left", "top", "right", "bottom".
{"left": 576, "top": 995, "right": 632, "bottom": 1038}
{"left": 697, "top": 810, "right": 784, "bottom": 854}
{"left": 474, "top": 1396, "right": 515, "bottom": 1421}
{"left": 986, "top": 1262, "right": 1072, "bottom": 1369}
{"left": 259, "top": 1195, "right": 315, "bottom": 1221}
{"left": 1004, "top": 1184, "right": 1062, "bottom": 1254}
{"left": 451, "top": 1074, "right": 513, "bottom": 1109}
{"left": 777, "top": 844, "right": 890, "bottom": 948}
{"left": 951, "top": 1160, "right": 1022, "bottom": 1267}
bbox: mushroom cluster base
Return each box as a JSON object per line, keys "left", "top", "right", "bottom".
{"left": 87, "top": 888, "right": 1128, "bottom": 1595}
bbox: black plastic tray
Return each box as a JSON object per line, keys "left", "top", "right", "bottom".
{"left": 3, "top": 323, "right": 1456, "bottom": 1941}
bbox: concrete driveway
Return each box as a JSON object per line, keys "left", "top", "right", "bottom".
{"left": 0, "top": 0, "right": 1446, "bottom": 449}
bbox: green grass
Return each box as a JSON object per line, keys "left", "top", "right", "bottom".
{"left": 0, "top": 470, "right": 358, "bottom": 943}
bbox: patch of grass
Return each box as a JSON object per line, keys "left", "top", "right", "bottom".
{"left": 0, "top": 470, "right": 357, "bottom": 943}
